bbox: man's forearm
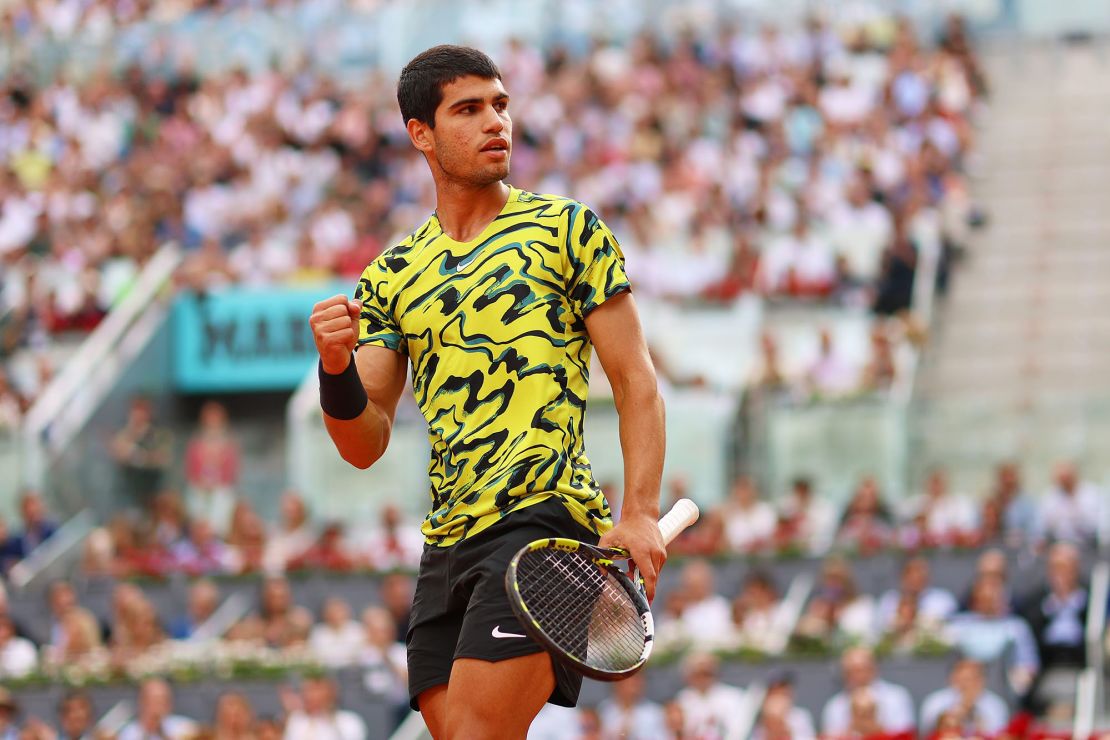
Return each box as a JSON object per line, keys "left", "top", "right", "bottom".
{"left": 612, "top": 379, "right": 665, "bottom": 519}
{"left": 323, "top": 401, "right": 393, "bottom": 469}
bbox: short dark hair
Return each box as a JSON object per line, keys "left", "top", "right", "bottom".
{"left": 397, "top": 45, "right": 501, "bottom": 128}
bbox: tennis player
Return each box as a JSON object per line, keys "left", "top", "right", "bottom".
{"left": 309, "top": 45, "right": 666, "bottom": 739}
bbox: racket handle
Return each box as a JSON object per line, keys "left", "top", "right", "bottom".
{"left": 658, "top": 498, "right": 700, "bottom": 545}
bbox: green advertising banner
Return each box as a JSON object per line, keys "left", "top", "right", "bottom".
{"left": 172, "top": 283, "right": 349, "bottom": 392}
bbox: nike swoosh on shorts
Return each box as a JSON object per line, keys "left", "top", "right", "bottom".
{"left": 491, "top": 625, "right": 527, "bottom": 639}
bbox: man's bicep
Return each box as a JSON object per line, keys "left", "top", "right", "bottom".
{"left": 584, "top": 291, "right": 655, "bottom": 390}
{"left": 355, "top": 345, "right": 408, "bottom": 420}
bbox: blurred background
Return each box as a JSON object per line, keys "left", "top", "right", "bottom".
{"left": 1, "top": 0, "right": 1109, "bottom": 738}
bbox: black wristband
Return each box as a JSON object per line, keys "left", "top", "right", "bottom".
{"left": 319, "top": 354, "right": 368, "bottom": 420}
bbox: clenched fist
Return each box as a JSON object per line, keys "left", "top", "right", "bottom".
{"left": 310, "top": 294, "right": 361, "bottom": 374}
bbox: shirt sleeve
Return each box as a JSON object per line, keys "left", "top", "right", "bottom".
{"left": 354, "top": 257, "right": 407, "bottom": 355}
{"left": 565, "top": 204, "right": 631, "bottom": 318}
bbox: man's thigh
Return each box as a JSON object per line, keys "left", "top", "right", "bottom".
{"left": 442, "top": 654, "right": 555, "bottom": 740}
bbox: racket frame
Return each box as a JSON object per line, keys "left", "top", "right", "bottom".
{"left": 504, "top": 537, "right": 655, "bottom": 681}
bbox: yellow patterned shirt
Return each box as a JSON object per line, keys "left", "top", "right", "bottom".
{"left": 355, "top": 187, "right": 630, "bottom": 547}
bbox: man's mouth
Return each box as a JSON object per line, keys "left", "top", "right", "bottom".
{"left": 481, "top": 139, "right": 509, "bottom": 153}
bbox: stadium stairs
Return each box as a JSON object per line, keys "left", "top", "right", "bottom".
{"left": 915, "top": 37, "right": 1110, "bottom": 494}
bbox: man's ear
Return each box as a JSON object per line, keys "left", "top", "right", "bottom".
{"left": 407, "top": 118, "right": 434, "bottom": 154}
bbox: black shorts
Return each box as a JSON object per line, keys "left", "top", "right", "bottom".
{"left": 406, "top": 496, "right": 599, "bottom": 710}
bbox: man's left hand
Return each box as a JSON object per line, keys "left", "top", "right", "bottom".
{"left": 598, "top": 512, "right": 667, "bottom": 603}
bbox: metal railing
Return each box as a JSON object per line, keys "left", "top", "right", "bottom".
{"left": 20, "top": 243, "right": 182, "bottom": 493}
{"left": 6, "top": 510, "right": 95, "bottom": 590}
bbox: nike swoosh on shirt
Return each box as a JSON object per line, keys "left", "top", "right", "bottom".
{"left": 491, "top": 625, "right": 527, "bottom": 639}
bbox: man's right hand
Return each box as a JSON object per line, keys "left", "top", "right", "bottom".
{"left": 310, "top": 294, "right": 361, "bottom": 374}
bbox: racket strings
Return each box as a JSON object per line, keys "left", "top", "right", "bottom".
{"left": 516, "top": 548, "right": 646, "bottom": 672}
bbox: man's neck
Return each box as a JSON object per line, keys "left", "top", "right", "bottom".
{"left": 435, "top": 181, "right": 510, "bottom": 242}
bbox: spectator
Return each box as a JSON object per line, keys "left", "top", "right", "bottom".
{"left": 309, "top": 597, "right": 363, "bottom": 668}
{"left": 358, "top": 606, "right": 407, "bottom": 722}
{"left": 56, "top": 692, "right": 96, "bottom": 740}
{"left": 44, "top": 581, "right": 102, "bottom": 663}
{"left": 378, "top": 573, "right": 414, "bottom": 640}
{"left": 170, "top": 518, "right": 237, "bottom": 575}
{"left": 1034, "top": 461, "right": 1103, "bottom": 545}
{"left": 805, "top": 328, "right": 860, "bottom": 397}
{"left": 0, "top": 614, "right": 36, "bottom": 678}
{"left": 356, "top": 503, "right": 423, "bottom": 571}
{"left": 860, "top": 323, "right": 898, "bottom": 391}
{"left": 110, "top": 396, "right": 172, "bottom": 508}
{"left": 729, "top": 570, "right": 785, "bottom": 652}
{"left": 946, "top": 574, "right": 1039, "bottom": 695}
{"left": 876, "top": 557, "right": 958, "bottom": 632}
{"left": 10, "top": 490, "right": 59, "bottom": 560}
{"left": 754, "top": 672, "right": 816, "bottom": 740}
{"left": 821, "top": 646, "right": 915, "bottom": 735}
{"left": 795, "top": 556, "right": 876, "bottom": 643}
{"left": 991, "top": 461, "right": 1036, "bottom": 545}
{"left": 959, "top": 548, "right": 1017, "bottom": 614}
{"left": 117, "top": 678, "right": 198, "bottom": 740}
{"left": 827, "top": 175, "right": 893, "bottom": 284}
{"left": 900, "top": 469, "right": 978, "bottom": 546}
{"left": 282, "top": 675, "right": 367, "bottom": 740}
{"left": 288, "top": 522, "right": 355, "bottom": 572}
{"left": 229, "top": 576, "right": 312, "bottom": 649}
{"left": 719, "top": 476, "right": 776, "bottom": 553}
{"left": 1020, "top": 542, "right": 1090, "bottom": 713}
{"left": 597, "top": 672, "right": 664, "bottom": 740}
{"left": 169, "top": 578, "right": 221, "bottom": 640}
{"left": 675, "top": 652, "right": 747, "bottom": 739}
{"left": 835, "top": 477, "right": 894, "bottom": 554}
{"left": 148, "top": 490, "right": 188, "bottom": 549}
{"left": 760, "top": 217, "right": 837, "bottom": 298}
{"left": 213, "top": 692, "right": 255, "bottom": 740}
{"left": 184, "top": 400, "right": 241, "bottom": 534}
{"left": 668, "top": 560, "right": 732, "bottom": 648}
{"left": 920, "top": 658, "right": 1009, "bottom": 736}
{"left": 109, "top": 583, "right": 165, "bottom": 662}
{"left": 227, "top": 501, "right": 269, "bottom": 574}
{"left": 775, "top": 476, "right": 836, "bottom": 554}
{"left": 263, "top": 492, "right": 315, "bottom": 573}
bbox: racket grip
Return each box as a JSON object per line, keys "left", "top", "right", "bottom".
{"left": 657, "top": 498, "right": 700, "bottom": 545}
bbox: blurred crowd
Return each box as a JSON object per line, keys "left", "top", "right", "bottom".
{"left": 671, "top": 459, "right": 1105, "bottom": 560}
{"left": 0, "top": 6, "right": 985, "bottom": 426}
{"left": 0, "top": 434, "right": 1106, "bottom": 737}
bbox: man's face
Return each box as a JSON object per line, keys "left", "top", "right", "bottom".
{"left": 413, "top": 75, "right": 512, "bottom": 187}
{"left": 61, "top": 698, "right": 93, "bottom": 735}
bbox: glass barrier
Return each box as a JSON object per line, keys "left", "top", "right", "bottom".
{"left": 0, "top": 430, "right": 20, "bottom": 520}
{"left": 759, "top": 394, "right": 910, "bottom": 504}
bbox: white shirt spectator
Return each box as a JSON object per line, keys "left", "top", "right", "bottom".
{"left": 821, "top": 679, "right": 915, "bottom": 734}
{"left": 677, "top": 682, "right": 748, "bottom": 739}
{"left": 118, "top": 716, "right": 199, "bottom": 740}
{"left": 283, "top": 710, "right": 366, "bottom": 740}
{"left": 264, "top": 524, "right": 315, "bottom": 573}
{"left": 920, "top": 686, "right": 1009, "bottom": 736}
{"left": 904, "top": 492, "right": 979, "bottom": 542}
{"left": 778, "top": 492, "right": 836, "bottom": 553}
{"left": 309, "top": 619, "right": 365, "bottom": 668}
{"left": 760, "top": 231, "right": 836, "bottom": 294}
{"left": 360, "top": 641, "right": 408, "bottom": 702}
{"left": 679, "top": 594, "right": 734, "bottom": 648}
{"left": 827, "top": 199, "right": 892, "bottom": 282}
{"left": 598, "top": 696, "right": 666, "bottom": 740}
{"left": 722, "top": 501, "right": 777, "bottom": 553}
{"left": 1035, "top": 482, "right": 1103, "bottom": 544}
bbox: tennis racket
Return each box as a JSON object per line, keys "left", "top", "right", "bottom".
{"left": 504, "top": 498, "right": 700, "bottom": 681}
